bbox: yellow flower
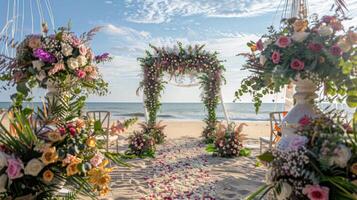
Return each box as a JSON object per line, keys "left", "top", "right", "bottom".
{"left": 86, "top": 137, "right": 96, "bottom": 148}
{"left": 293, "top": 19, "right": 308, "bottom": 32}
{"left": 351, "top": 163, "right": 357, "bottom": 175}
{"left": 41, "top": 147, "right": 58, "bottom": 165}
{"left": 43, "top": 170, "right": 54, "bottom": 183}
{"left": 99, "top": 186, "right": 110, "bottom": 196}
{"left": 250, "top": 44, "right": 257, "bottom": 52}
{"left": 47, "top": 131, "right": 63, "bottom": 142}
{"left": 66, "top": 157, "right": 82, "bottom": 176}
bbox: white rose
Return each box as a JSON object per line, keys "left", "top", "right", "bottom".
{"left": 318, "top": 25, "right": 333, "bottom": 37}
{"left": 0, "top": 152, "right": 8, "bottom": 169}
{"left": 77, "top": 55, "right": 87, "bottom": 67}
{"left": 0, "top": 174, "right": 7, "bottom": 193}
{"left": 67, "top": 58, "right": 79, "bottom": 70}
{"left": 32, "top": 60, "right": 45, "bottom": 71}
{"left": 277, "top": 182, "right": 293, "bottom": 200}
{"left": 291, "top": 32, "right": 310, "bottom": 42}
{"left": 24, "top": 158, "right": 44, "bottom": 176}
{"left": 61, "top": 42, "right": 73, "bottom": 57}
{"left": 330, "top": 144, "right": 351, "bottom": 168}
{"left": 36, "top": 70, "right": 47, "bottom": 82}
{"left": 259, "top": 55, "right": 267, "bottom": 66}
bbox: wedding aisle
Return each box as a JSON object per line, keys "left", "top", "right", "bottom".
{"left": 103, "top": 137, "right": 266, "bottom": 200}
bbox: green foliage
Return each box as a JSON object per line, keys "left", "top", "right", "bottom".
{"left": 239, "top": 148, "right": 252, "bottom": 157}
{"left": 205, "top": 143, "right": 217, "bottom": 153}
{"left": 257, "top": 151, "right": 274, "bottom": 162}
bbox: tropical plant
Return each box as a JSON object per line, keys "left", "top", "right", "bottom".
{"left": 126, "top": 131, "right": 156, "bottom": 158}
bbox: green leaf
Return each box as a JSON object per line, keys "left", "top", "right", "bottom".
{"left": 94, "top": 120, "right": 102, "bottom": 131}
{"left": 347, "top": 96, "right": 357, "bottom": 108}
{"left": 205, "top": 143, "right": 217, "bottom": 153}
{"left": 239, "top": 148, "right": 251, "bottom": 157}
{"left": 257, "top": 151, "right": 274, "bottom": 162}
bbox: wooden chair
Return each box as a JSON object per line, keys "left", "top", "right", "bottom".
{"left": 86, "top": 111, "right": 119, "bottom": 153}
{"left": 259, "top": 111, "right": 287, "bottom": 153}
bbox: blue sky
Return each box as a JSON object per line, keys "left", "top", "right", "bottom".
{"left": 0, "top": 0, "right": 356, "bottom": 102}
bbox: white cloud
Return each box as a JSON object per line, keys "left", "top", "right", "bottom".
{"left": 103, "top": 24, "right": 150, "bottom": 39}
{"left": 124, "top": 0, "right": 357, "bottom": 24}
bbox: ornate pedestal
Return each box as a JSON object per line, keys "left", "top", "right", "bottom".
{"left": 278, "top": 78, "right": 318, "bottom": 148}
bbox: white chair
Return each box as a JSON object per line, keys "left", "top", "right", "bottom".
{"left": 86, "top": 111, "right": 119, "bottom": 153}
{"left": 259, "top": 111, "right": 287, "bottom": 153}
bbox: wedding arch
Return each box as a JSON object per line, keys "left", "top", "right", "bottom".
{"left": 138, "top": 43, "right": 228, "bottom": 141}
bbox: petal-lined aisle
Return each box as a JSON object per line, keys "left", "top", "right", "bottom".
{"left": 104, "top": 137, "right": 266, "bottom": 200}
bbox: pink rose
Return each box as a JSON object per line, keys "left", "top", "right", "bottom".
{"left": 90, "top": 153, "right": 104, "bottom": 167}
{"left": 329, "top": 45, "right": 342, "bottom": 56}
{"left": 71, "top": 37, "right": 81, "bottom": 47}
{"left": 308, "top": 43, "right": 323, "bottom": 52}
{"left": 69, "top": 127, "right": 76, "bottom": 136}
{"left": 275, "top": 36, "right": 291, "bottom": 48}
{"left": 322, "top": 15, "right": 334, "bottom": 23}
{"left": 299, "top": 115, "right": 311, "bottom": 126}
{"left": 79, "top": 45, "right": 88, "bottom": 56}
{"left": 302, "top": 185, "right": 329, "bottom": 200}
{"left": 290, "top": 59, "right": 305, "bottom": 71}
{"left": 7, "top": 158, "right": 24, "bottom": 179}
{"left": 256, "top": 39, "right": 264, "bottom": 51}
{"left": 58, "top": 127, "right": 66, "bottom": 135}
{"left": 76, "top": 70, "right": 86, "bottom": 79}
{"left": 271, "top": 51, "right": 281, "bottom": 64}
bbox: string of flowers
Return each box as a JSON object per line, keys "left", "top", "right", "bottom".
{"left": 138, "top": 42, "right": 225, "bottom": 144}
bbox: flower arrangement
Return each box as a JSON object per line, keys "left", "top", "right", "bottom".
{"left": 138, "top": 42, "right": 225, "bottom": 144}
{"left": 110, "top": 117, "right": 138, "bottom": 135}
{"left": 235, "top": 14, "right": 357, "bottom": 112}
{"left": 249, "top": 113, "right": 357, "bottom": 199}
{"left": 0, "top": 25, "right": 110, "bottom": 97}
{"left": 138, "top": 121, "right": 166, "bottom": 144}
{"left": 205, "top": 122, "right": 249, "bottom": 158}
{"left": 0, "top": 95, "right": 126, "bottom": 199}
{"left": 127, "top": 131, "right": 156, "bottom": 158}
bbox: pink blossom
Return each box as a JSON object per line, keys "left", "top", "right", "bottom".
{"left": 290, "top": 59, "right": 305, "bottom": 71}
{"left": 302, "top": 185, "right": 329, "bottom": 200}
{"left": 6, "top": 158, "right": 24, "bottom": 179}
{"left": 271, "top": 51, "right": 281, "bottom": 64}
{"left": 299, "top": 115, "right": 311, "bottom": 126}
{"left": 275, "top": 36, "right": 291, "bottom": 48}
{"left": 49, "top": 62, "right": 65, "bottom": 76}
{"left": 58, "top": 127, "right": 66, "bottom": 135}
{"left": 256, "top": 39, "right": 264, "bottom": 51}
{"left": 329, "top": 45, "right": 342, "bottom": 56}
{"left": 71, "top": 37, "right": 81, "bottom": 47}
{"left": 308, "top": 43, "right": 323, "bottom": 52}
{"left": 288, "top": 135, "right": 308, "bottom": 150}
{"left": 90, "top": 153, "right": 104, "bottom": 167}
{"left": 69, "top": 127, "right": 76, "bottom": 136}
{"left": 62, "top": 154, "right": 76, "bottom": 165}
{"left": 79, "top": 45, "right": 88, "bottom": 56}
{"left": 76, "top": 70, "right": 86, "bottom": 79}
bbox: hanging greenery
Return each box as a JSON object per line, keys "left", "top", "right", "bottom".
{"left": 138, "top": 42, "right": 226, "bottom": 144}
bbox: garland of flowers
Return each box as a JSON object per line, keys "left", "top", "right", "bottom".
{"left": 235, "top": 14, "right": 357, "bottom": 113}
{"left": 138, "top": 42, "right": 225, "bottom": 143}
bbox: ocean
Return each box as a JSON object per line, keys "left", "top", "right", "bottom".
{"left": 0, "top": 102, "right": 352, "bottom": 121}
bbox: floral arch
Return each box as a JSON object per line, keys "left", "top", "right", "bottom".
{"left": 138, "top": 43, "right": 226, "bottom": 142}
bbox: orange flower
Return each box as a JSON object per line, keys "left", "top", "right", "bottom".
{"left": 75, "top": 118, "right": 86, "bottom": 129}
{"left": 293, "top": 19, "right": 308, "bottom": 32}
{"left": 65, "top": 156, "right": 82, "bottom": 176}
{"left": 250, "top": 44, "right": 257, "bottom": 52}
{"left": 43, "top": 170, "right": 54, "bottom": 183}
{"left": 41, "top": 147, "right": 58, "bottom": 165}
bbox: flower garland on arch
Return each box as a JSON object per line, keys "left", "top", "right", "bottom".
{"left": 137, "top": 42, "right": 226, "bottom": 145}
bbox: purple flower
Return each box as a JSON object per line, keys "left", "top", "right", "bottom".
{"left": 288, "top": 135, "right": 308, "bottom": 150}
{"left": 33, "top": 48, "right": 57, "bottom": 63}
{"left": 94, "top": 53, "right": 110, "bottom": 62}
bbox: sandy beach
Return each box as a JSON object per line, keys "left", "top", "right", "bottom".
{"left": 102, "top": 120, "right": 269, "bottom": 200}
